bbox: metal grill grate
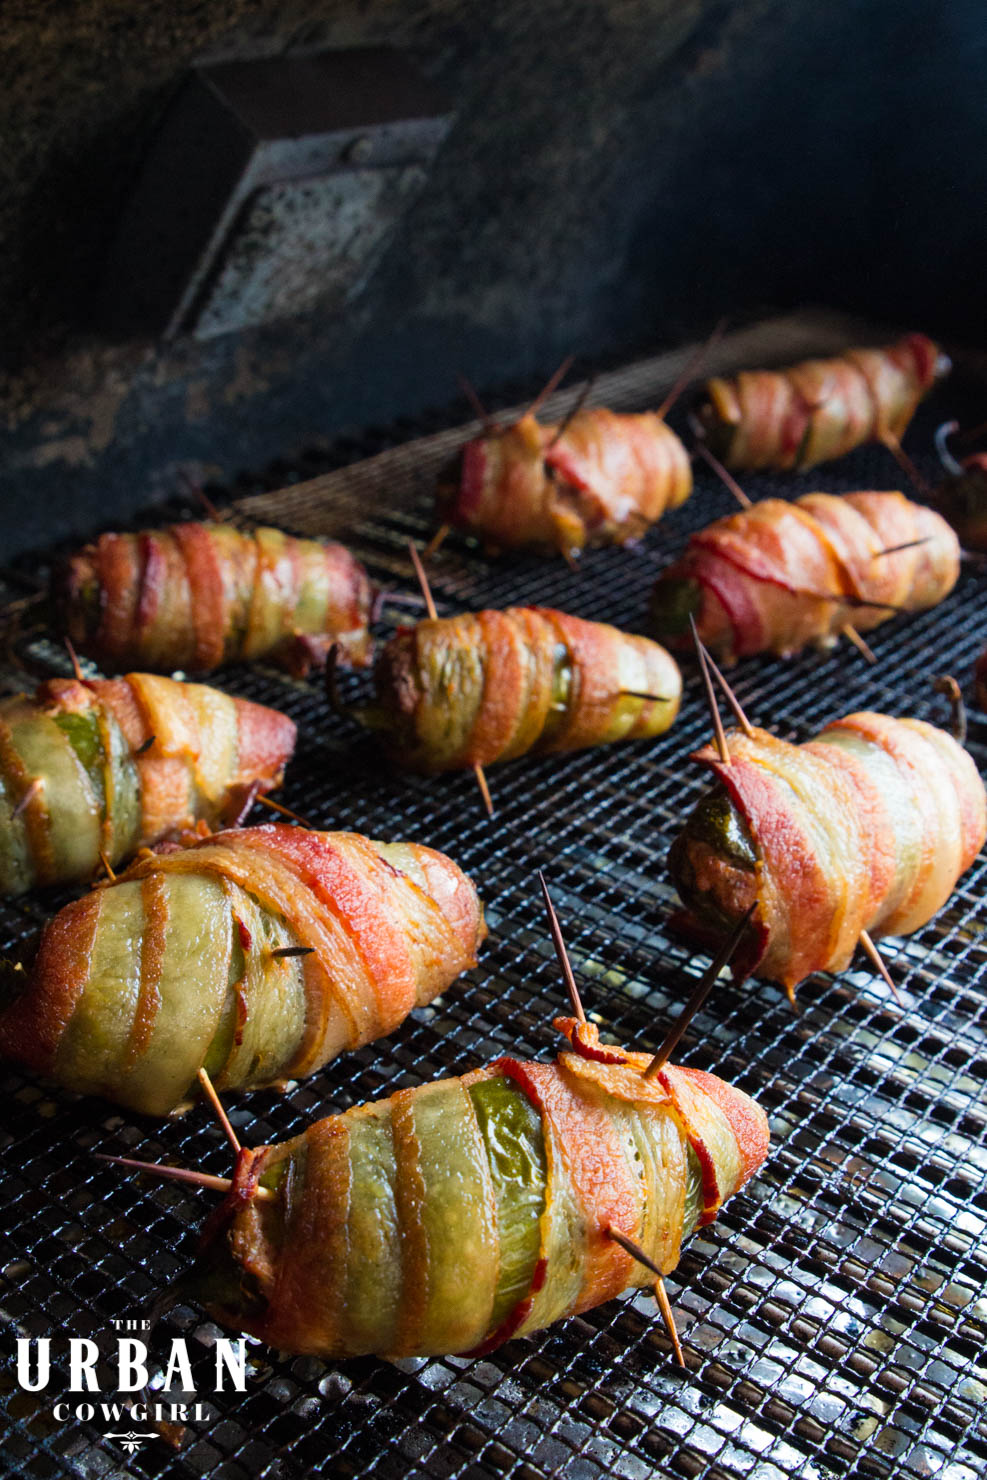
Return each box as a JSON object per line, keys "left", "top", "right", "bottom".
{"left": 2, "top": 336, "right": 986, "bottom": 1480}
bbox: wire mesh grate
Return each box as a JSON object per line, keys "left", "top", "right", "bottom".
{"left": 1, "top": 348, "right": 986, "bottom": 1480}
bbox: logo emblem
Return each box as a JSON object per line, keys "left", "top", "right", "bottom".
{"left": 106, "top": 1432, "right": 154, "bottom": 1454}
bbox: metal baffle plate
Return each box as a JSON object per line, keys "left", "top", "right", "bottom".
{"left": 193, "top": 165, "right": 428, "bottom": 339}
{"left": 102, "top": 49, "right": 451, "bottom": 341}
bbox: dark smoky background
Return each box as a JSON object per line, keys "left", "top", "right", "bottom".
{"left": 1, "top": 0, "right": 985, "bottom": 555}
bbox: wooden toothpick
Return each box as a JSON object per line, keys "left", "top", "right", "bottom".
{"left": 94, "top": 1152, "right": 273, "bottom": 1201}
{"left": 522, "top": 356, "right": 575, "bottom": 421}
{"left": 545, "top": 375, "right": 597, "bottom": 451}
{"left": 606, "top": 1227, "right": 685, "bottom": 1367}
{"left": 196, "top": 1067, "right": 241, "bottom": 1156}
{"left": 177, "top": 469, "right": 223, "bottom": 523}
{"left": 256, "top": 795, "right": 316, "bottom": 830}
{"left": 408, "top": 539, "right": 494, "bottom": 816}
{"left": 11, "top": 777, "right": 43, "bottom": 820}
{"left": 792, "top": 589, "right": 905, "bottom": 615}
{"left": 97, "top": 849, "right": 117, "bottom": 882}
{"left": 473, "top": 763, "right": 495, "bottom": 818}
{"left": 408, "top": 541, "right": 439, "bottom": 622}
{"left": 690, "top": 616, "right": 730, "bottom": 765}
{"left": 652, "top": 1274, "right": 687, "bottom": 1368}
{"left": 64, "top": 637, "right": 85, "bottom": 682}
{"left": 880, "top": 431, "right": 934, "bottom": 500}
{"left": 655, "top": 317, "right": 727, "bottom": 423}
{"left": 841, "top": 624, "right": 877, "bottom": 665}
{"left": 690, "top": 430, "right": 753, "bottom": 510}
{"left": 702, "top": 646, "right": 754, "bottom": 738}
{"left": 423, "top": 523, "right": 452, "bottom": 560}
{"left": 643, "top": 905, "right": 756, "bottom": 1078}
{"left": 538, "top": 869, "right": 586, "bottom": 1023}
{"left": 872, "top": 537, "right": 932, "bottom": 559}
{"left": 457, "top": 374, "right": 497, "bottom": 436}
{"left": 859, "top": 931, "right": 904, "bottom": 1007}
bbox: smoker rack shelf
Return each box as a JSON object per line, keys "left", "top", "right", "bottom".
{"left": 1, "top": 330, "right": 986, "bottom": 1480}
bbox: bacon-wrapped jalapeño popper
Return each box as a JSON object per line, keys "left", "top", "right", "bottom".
{"left": 355, "top": 606, "right": 682, "bottom": 774}
{"left": 436, "top": 406, "right": 693, "bottom": 560}
{"left": 0, "top": 673, "right": 296, "bottom": 896}
{"left": 55, "top": 521, "right": 374, "bottom": 676}
{"left": 0, "top": 824, "right": 486, "bottom": 1115}
{"left": 669, "top": 699, "right": 987, "bottom": 1000}
{"left": 158, "top": 1014, "right": 768, "bottom": 1360}
{"left": 650, "top": 490, "right": 960, "bottom": 662}
{"left": 698, "top": 334, "right": 948, "bottom": 473}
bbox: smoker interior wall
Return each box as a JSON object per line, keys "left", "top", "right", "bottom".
{"left": 1, "top": 0, "right": 985, "bottom": 559}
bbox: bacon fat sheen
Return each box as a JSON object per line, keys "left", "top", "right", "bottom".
{"left": 372, "top": 606, "right": 682, "bottom": 771}
{"left": 0, "top": 674, "right": 295, "bottom": 895}
{"left": 439, "top": 408, "right": 692, "bottom": 558}
{"left": 671, "top": 715, "right": 986, "bottom": 994}
{"left": 55, "top": 521, "right": 374, "bottom": 675}
{"left": 0, "top": 824, "right": 485, "bottom": 1115}
{"left": 194, "top": 1018, "right": 768, "bottom": 1359}
{"left": 701, "top": 334, "right": 945, "bottom": 472}
{"left": 652, "top": 491, "right": 960, "bottom": 662}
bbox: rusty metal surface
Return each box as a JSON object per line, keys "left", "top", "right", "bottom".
{"left": 1, "top": 355, "right": 986, "bottom": 1480}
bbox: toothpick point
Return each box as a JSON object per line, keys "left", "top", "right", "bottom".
{"left": 841, "top": 624, "right": 877, "bottom": 665}
{"left": 473, "top": 762, "right": 495, "bottom": 818}
{"left": 408, "top": 541, "right": 438, "bottom": 621}
{"left": 423, "top": 523, "right": 452, "bottom": 560}
{"left": 538, "top": 870, "right": 586, "bottom": 1023}
{"left": 11, "top": 777, "right": 43, "bottom": 821}
{"left": 690, "top": 616, "right": 731, "bottom": 765}
{"left": 643, "top": 903, "right": 756, "bottom": 1077}
{"left": 197, "top": 1067, "right": 241, "bottom": 1157}
{"left": 859, "top": 930, "right": 904, "bottom": 1007}
{"left": 256, "top": 795, "right": 317, "bottom": 831}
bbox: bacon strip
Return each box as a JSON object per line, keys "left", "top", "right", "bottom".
{"left": 0, "top": 892, "right": 102, "bottom": 1075}
{"left": 56, "top": 520, "right": 373, "bottom": 675}
{"left": 656, "top": 490, "right": 959, "bottom": 661}
{"left": 499, "top": 1057, "right": 640, "bottom": 1316}
{"left": 685, "top": 714, "right": 986, "bottom": 991}
{"left": 262, "top": 1120, "right": 352, "bottom": 1354}
{"left": 126, "top": 870, "right": 168, "bottom": 1066}
{"left": 441, "top": 406, "right": 691, "bottom": 557}
{"left": 703, "top": 334, "right": 944, "bottom": 472}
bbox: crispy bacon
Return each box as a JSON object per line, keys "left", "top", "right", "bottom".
{"left": 202, "top": 1022, "right": 768, "bottom": 1359}
{"left": 440, "top": 407, "right": 692, "bottom": 558}
{"left": 0, "top": 673, "right": 295, "bottom": 895}
{"left": 701, "top": 334, "right": 946, "bottom": 472}
{"left": 373, "top": 606, "right": 682, "bottom": 771}
{"left": 0, "top": 824, "right": 486, "bottom": 1115}
{"left": 653, "top": 490, "right": 959, "bottom": 661}
{"left": 679, "top": 714, "right": 986, "bottom": 995}
{"left": 55, "top": 521, "right": 373, "bottom": 675}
